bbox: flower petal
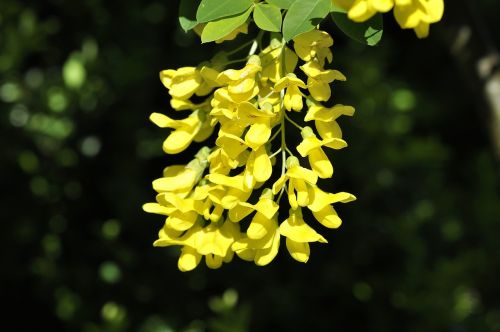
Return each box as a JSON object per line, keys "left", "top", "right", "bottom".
{"left": 285, "top": 238, "right": 310, "bottom": 263}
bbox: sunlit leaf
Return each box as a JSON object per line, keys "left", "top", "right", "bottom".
{"left": 179, "top": 0, "right": 198, "bottom": 32}
{"left": 266, "top": 0, "right": 295, "bottom": 9}
{"left": 253, "top": 3, "right": 282, "bottom": 32}
{"left": 196, "top": 0, "right": 253, "bottom": 23}
{"left": 201, "top": 7, "right": 253, "bottom": 43}
{"left": 282, "top": 0, "right": 331, "bottom": 42}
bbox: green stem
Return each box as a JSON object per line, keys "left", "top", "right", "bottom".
{"left": 270, "top": 127, "right": 281, "bottom": 142}
{"left": 225, "top": 39, "right": 255, "bottom": 56}
{"left": 284, "top": 112, "right": 303, "bottom": 130}
{"left": 269, "top": 148, "right": 282, "bottom": 159}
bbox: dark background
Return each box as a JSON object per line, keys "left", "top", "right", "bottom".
{"left": 1, "top": 1, "right": 500, "bottom": 331}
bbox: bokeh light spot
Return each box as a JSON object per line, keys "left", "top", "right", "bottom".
{"left": 353, "top": 282, "right": 373, "bottom": 302}
{"left": 55, "top": 288, "right": 80, "bottom": 321}
{"left": 101, "top": 302, "right": 126, "bottom": 322}
{"left": 99, "top": 261, "right": 122, "bottom": 284}
{"left": 0, "top": 82, "right": 22, "bottom": 102}
{"left": 441, "top": 219, "right": 463, "bottom": 242}
{"left": 80, "top": 136, "right": 102, "bottom": 157}
{"left": 25, "top": 68, "right": 44, "bottom": 89}
{"left": 102, "top": 219, "right": 121, "bottom": 240}
{"left": 391, "top": 89, "right": 416, "bottom": 112}
{"left": 63, "top": 55, "right": 86, "bottom": 89}
{"left": 47, "top": 88, "right": 68, "bottom": 112}
{"left": 30, "top": 176, "right": 50, "bottom": 197}
{"left": 18, "top": 151, "right": 39, "bottom": 173}
{"left": 9, "top": 104, "right": 30, "bottom": 127}
{"left": 42, "top": 234, "right": 61, "bottom": 257}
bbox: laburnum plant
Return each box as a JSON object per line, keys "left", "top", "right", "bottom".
{"left": 143, "top": 0, "right": 445, "bottom": 271}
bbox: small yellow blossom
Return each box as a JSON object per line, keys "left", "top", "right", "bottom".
{"left": 217, "top": 55, "right": 261, "bottom": 103}
{"left": 296, "top": 126, "right": 347, "bottom": 178}
{"left": 300, "top": 61, "right": 346, "bottom": 101}
{"left": 280, "top": 208, "right": 327, "bottom": 263}
{"left": 393, "top": 0, "right": 444, "bottom": 38}
{"left": 307, "top": 187, "right": 356, "bottom": 228}
{"left": 293, "top": 30, "right": 333, "bottom": 65}
{"left": 332, "top": 0, "right": 444, "bottom": 38}
{"left": 232, "top": 220, "right": 280, "bottom": 266}
{"left": 260, "top": 40, "right": 298, "bottom": 83}
{"left": 305, "top": 103, "right": 355, "bottom": 143}
{"left": 332, "top": 0, "right": 393, "bottom": 22}
{"left": 272, "top": 156, "right": 318, "bottom": 209}
{"left": 160, "top": 67, "right": 201, "bottom": 100}
{"left": 150, "top": 111, "right": 208, "bottom": 154}
{"left": 148, "top": 147, "right": 210, "bottom": 196}
{"left": 274, "top": 74, "right": 307, "bottom": 112}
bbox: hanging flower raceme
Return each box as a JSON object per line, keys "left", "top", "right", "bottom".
{"left": 141, "top": 0, "right": 445, "bottom": 271}
{"left": 143, "top": 27, "right": 358, "bottom": 271}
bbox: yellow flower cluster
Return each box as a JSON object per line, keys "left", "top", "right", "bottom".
{"left": 144, "top": 29, "right": 356, "bottom": 271}
{"left": 332, "top": 0, "right": 444, "bottom": 38}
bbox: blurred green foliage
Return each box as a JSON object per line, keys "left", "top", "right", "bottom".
{"left": 1, "top": 1, "right": 499, "bottom": 331}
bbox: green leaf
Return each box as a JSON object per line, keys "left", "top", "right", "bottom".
{"left": 331, "top": 6, "right": 383, "bottom": 46}
{"left": 201, "top": 7, "right": 253, "bottom": 43}
{"left": 196, "top": 0, "right": 253, "bottom": 23}
{"left": 253, "top": 3, "right": 282, "bottom": 32}
{"left": 179, "top": 0, "right": 198, "bottom": 32}
{"left": 282, "top": 0, "right": 331, "bottom": 42}
{"left": 266, "top": 0, "right": 295, "bottom": 9}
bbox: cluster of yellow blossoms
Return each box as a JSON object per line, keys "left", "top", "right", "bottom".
{"left": 332, "top": 0, "right": 444, "bottom": 38}
{"left": 143, "top": 29, "right": 356, "bottom": 271}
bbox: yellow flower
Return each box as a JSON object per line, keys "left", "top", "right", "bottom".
{"left": 160, "top": 65, "right": 220, "bottom": 101}
{"left": 154, "top": 219, "right": 240, "bottom": 270}
{"left": 232, "top": 222, "right": 280, "bottom": 266}
{"left": 393, "top": 0, "right": 444, "bottom": 38}
{"left": 300, "top": 61, "right": 346, "bottom": 102}
{"left": 272, "top": 156, "right": 318, "bottom": 209}
{"left": 305, "top": 103, "right": 355, "bottom": 143}
{"left": 210, "top": 87, "right": 243, "bottom": 126}
{"left": 332, "top": 0, "right": 393, "bottom": 22}
{"left": 332, "top": 0, "right": 444, "bottom": 38}
{"left": 245, "top": 145, "right": 273, "bottom": 184}
{"left": 228, "top": 188, "right": 278, "bottom": 222}
{"left": 150, "top": 110, "right": 210, "bottom": 154}
{"left": 307, "top": 187, "right": 356, "bottom": 228}
{"left": 260, "top": 39, "right": 298, "bottom": 83}
{"left": 274, "top": 74, "right": 307, "bottom": 112}
{"left": 230, "top": 189, "right": 281, "bottom": 265}
{"left": 207, "top": 141, "right": 270, "bottom": 192}
{"left": 194, "top": 220, "right": 240, "bottom": 269}
{"left": 147, "top": 147, "right": 210, "bottom": 196}
{"left": 279, "top": 208, "right": 327, "bottom": 263}
{"left": 160, "top": 67, "right": 201, "bottom": 100}
{"left": 207, "top": 171, "right": 250, "bottom": 193}
{"left": 215, "top": 133, "right": 248, "bottom": 160}
{"left": 296, "top": 126, "right": 347, "bottom": 179}
{"left": 195, "top": 66, "right": 222, "bottom": 96}
{"left": 217, "top": 55, "right": 261, "bottom": 103}
{"left": 293, "top": 30, "right": 333, "bottom": 65}
{"left": 207, "top": 147, "right": 238, "bottom": 175}
{"left": 237, "top": 102, "right": 275, "bottom": 150}
{"left": 153, "top": 221, "right": 202, "bottom": 271}
{"left": 191, "top": 183, "right": 240, "bottom": 222}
